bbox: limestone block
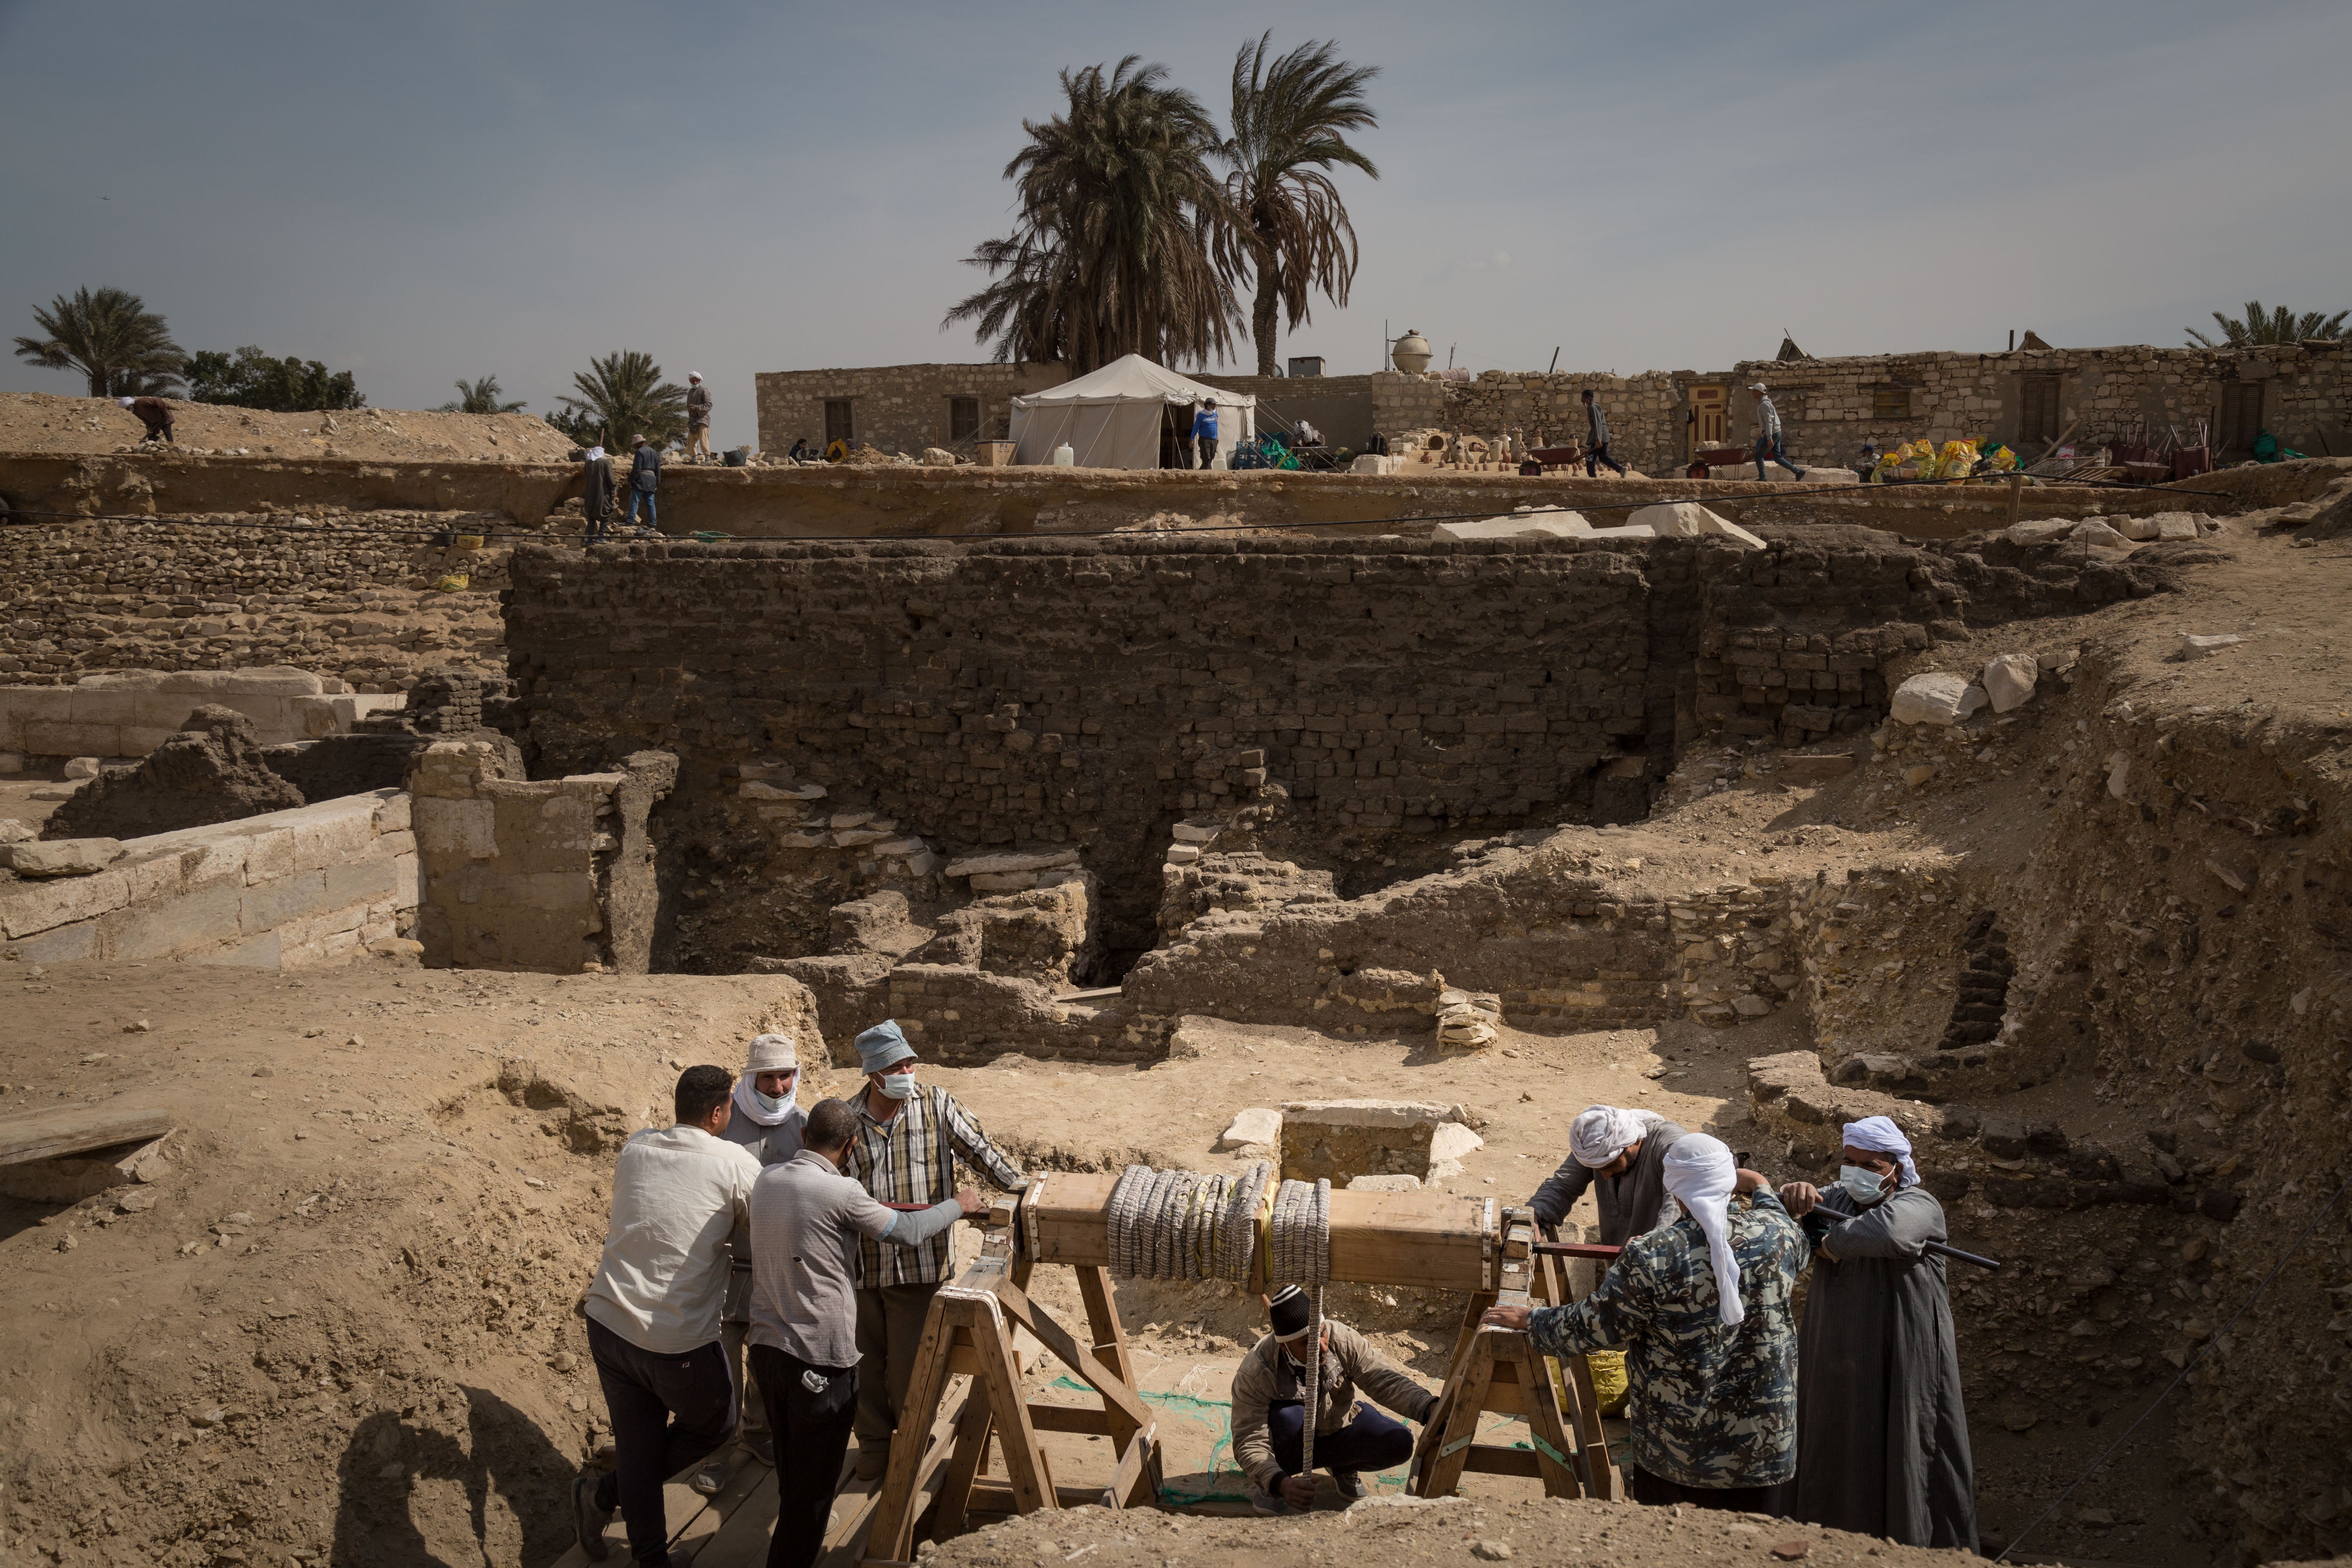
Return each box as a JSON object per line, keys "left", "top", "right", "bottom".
{"left": 1432, "top": 511, "right": 1590, "bottom": 541}
{"left": 0, "top": 752, "right": 21, "bottom": 773}
{"left": 1889, "top": 672, "right": 1978, "bottom": 726}
{"left": 1580, "top": 524, "right": 1656, "bottom": 541}
{"left": 241, "top": 871, "right": 331, "bottom": 934}
{"left": 1626, "top": 502, "right": 1766, "bottom": 549}
{"left": 1427, "top": 1120, "right": 1485, "bottom": 1180}
{"left": 830, "top": 812, "right": 875, "bottom": 830}
{"left": 24, "top": 722, "right": 127, "bottom": 758}
{"left": 1980, "top": 654, "right": 2038, "bottom": 713}
{"left": 221, "top": 666, "right": 325, "bottom": 696}
{"left": 832, "top": 828, "right": 896, "bottom": 847}
{"left": 1171, "top": 823, "right": 1218, "bottom": 844}
{"left": 2114, "top": 514, "right": 2160, "bottom": 541}
{"left": 2178, "top": 633, "right": 2247, "bottom": 659}
{"left": 1779, "top": 752, "right": 1859, "bottom": 783}
{"left": 2, "top": 837, "right": 125, "bottom": 877}
{"left": 105, "top": 879, "right": 243, "bottom": 960}
{"left": 904, "top": 851, "right": 941, "bottom": 876}
{"left": 1164, "top": 844, "right": 1202, "bottom": 865}
{"left": 1216, "top": 1107, "right": 1282, "bottom": 1153}
{"left": 391, "top": 852, "right": 420, "bottom": 909}
{"left": 2005, "top": 518, "right": 2073, "bottom": 546}
{"left": 2070, "top": 519, "right": 2132, "bottom": 549}
{"left": 872, "top": 838, "right": 926, "bottom": 857}
{"left": 1346, "top": 1174, "right": 1423, "bottom": 1192}
{"left": 1280, "top": 1100, "right": 1466, "bottom": 1183}
{"left": 945, "top": 849, "right": 1080, "bottom": 877}
{"left": 969, "top": 871, "right": 1037, "bottom": 892}
{"left": 285, "top": 795, "right": 383, "bottom": 875}
{"left": 414, "top": 797, "right": 498, "bottom": 860}
{"left": 11, "top": 918, "right": 98, "bottom": 961}
{"left": 2155, "top": 513, "right": 2203, "bottom": 541}
{"left": 372, "top": 791, "right": 411, "bottom": 834}
{"left": 0, "top": 867, "right": 131, "bottom": 938}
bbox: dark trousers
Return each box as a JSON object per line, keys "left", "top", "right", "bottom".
{"left": 1196, "top": 438, "right": 1219, "bottom": 469}
{"left": 1267, "top": 1399, "right": 1416, "bottom": 1478}
{"left": 140, "top": 421, "right": 173, "bottom": 443}
{"left": 1629, "top": 1463, "right": 1793, "bottom": 1517}
{"left": 1586, "top": 441, "right": 1627, "bottom": 477}
{"left": 853, "top": 1282, "right": 943, "bottom": 1448}
{"left": 1754, "top": 434, "right": 1803, "bottom": 479}
{"left": 587, "top": 1318, "right": 736, "bottom": 1564}
{"left": 750, "top": 1345, "right": 860, "bottom": 1568}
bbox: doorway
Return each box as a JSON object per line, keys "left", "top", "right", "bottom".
{"left": 1689, "top": 386, "right": 1727, "bottom": 452}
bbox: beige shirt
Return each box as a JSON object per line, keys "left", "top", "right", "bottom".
{"left": 1228, "top": 1320, "right": 1435, "bottom": 1489}
{"left": 585, "top": 1125, "right": 761, "bottom": 1355}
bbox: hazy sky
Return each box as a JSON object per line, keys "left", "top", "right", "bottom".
{"left": 6, "top": 0, "right": 2348, "bottom": 449}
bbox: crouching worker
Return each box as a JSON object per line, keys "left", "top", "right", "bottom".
{"left": 1232, "top": 1285, "right": 1437, "bottom": 1515}
{"left": 749, "top": 1097, "right": 976, "bottom": 1568}
{"left": 573, "top": 1067, "right": 762, "bottom": 1567}
{"left": 1484, "top": 1134, "right": 1809, "bottom": 1516}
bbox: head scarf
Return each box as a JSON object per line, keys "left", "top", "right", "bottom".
{"left": 1569, "top": 1105, "right": 1648, "bottom": 1169}
{"left": 1662, "top": 1134, "right": 1744, "bottom": 1326}
{"left": 1842, "top": 1115, "right": 1920, "bottom": 1188}
{"left": 731, "top": 1033, "right": 800, "bottom": 1126}
{"left": 119, "top": 397, "right": 136, "bottom": 408}
{"left": 855, "top": 1020, "right": 916, "bottom": 1074}
{"left": 584, "top": 445, "right": 604, "bottom": 462}
{"left": 688, "top": 372, "right": 702, "bottom": 381}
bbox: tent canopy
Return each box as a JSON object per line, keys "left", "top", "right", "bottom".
{"left": 1007, "top": 354, "right": 1255, "bottom": 468}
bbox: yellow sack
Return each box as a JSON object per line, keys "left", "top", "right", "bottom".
{"left": 1937, "top": 439, "right": 1980, "bottom": 481}
{"left": 1551, "top": 1349, "right": 1631, "bottom": 1419}
{"left": 434, "top": 573, "right": 470, "bottom": 592}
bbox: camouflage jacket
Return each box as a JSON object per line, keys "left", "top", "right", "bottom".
{"left": 1529, "top": 1190, "right": 1809, "bottom": 1489}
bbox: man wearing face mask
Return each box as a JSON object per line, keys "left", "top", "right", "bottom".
{"left": 1529, "top": 1104, "right": 1691, "bottom": 1246}
{"left": 748, "top": 1097, "right": 976, "bottom": 1568}
{"left": 1230, "top": 1285, "right": 1437, "bottom": 1514}
{"left": 691, "top": 1034, "right": 809, "bottom": 1496}
{"left": 843, "top": 1020, "right": 1027, "bottom": 1479}
{"left": 1779, "top": 1117, "right": 1977, "bottom": 1549}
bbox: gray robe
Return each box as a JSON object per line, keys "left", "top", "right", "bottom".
{"left": 720, "top": 1100, "right": 807, "bottom": 1319}
{"left": 1795, "top": 1186, "right": 1978, "bottom": 1550}
{"left": 1527, "top": 1114, "right": 1688, "bottom": 1245}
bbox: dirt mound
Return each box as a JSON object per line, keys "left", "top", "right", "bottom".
{"left": 0, "top": 961, "right": 820, "bottom": 1568}
{"left": 0, "top": 391, "right": 578, "bottom": 463}
{"left": 930, "top": 1493, "right": 1978, "bottom": 1568}
{"left": 43, "top": 704, "right": 304, "bottom": 839}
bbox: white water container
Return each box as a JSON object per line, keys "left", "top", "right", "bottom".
{"left": 1052, "top": 443, "right": 1075, "bottom": 467}
{"left": 1208, "top": 451, "right": 1228, "bottom": 470}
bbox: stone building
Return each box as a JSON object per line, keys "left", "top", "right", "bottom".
{"left": 754, "top": 343, "right": 2351, "bottom": 470}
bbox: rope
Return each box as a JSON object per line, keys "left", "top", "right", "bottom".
{"left": 1102, "top": 1161, "right": 1271, "bottom": 1283}
{"left": 1267, "top": 1178, "right": 1333, "bottom": 1484}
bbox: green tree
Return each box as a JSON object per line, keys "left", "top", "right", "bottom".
{"left": 2185, "top": 300, "right": 2349, "bottom": 348}
{"left": 1220, "top": 33, "right": 1380, "bottom": 376}
{"left": 944, "top": 58, "right": 1240, "bottom": 374}
{"left": 13, "top": 285, "right": 185, "bottom": 396}
{"left": 438, "top": 375, "right": 526, "bottom": 414}
{"left": 554, "top": 350, "right": 688, "bottom": 448}
{"left": 183, "top": 345, "right": 365, "bottom": 411}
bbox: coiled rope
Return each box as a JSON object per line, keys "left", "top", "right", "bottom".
{"left": 1103, "top": 1160, "right": 1273, "bottom": 1283}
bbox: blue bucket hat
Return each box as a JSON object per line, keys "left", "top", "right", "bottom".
{"left": 855, "top": 1020, "right": 917, "bottom": 1075}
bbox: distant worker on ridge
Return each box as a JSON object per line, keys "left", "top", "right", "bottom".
{"left": 581, "top": 442, "right": 617, "bottom": 544}
{"left": 1751, "top": 382, "right": 1806, "bottom": 480}
{"left": 685, "top": 373, "right": 713, "bottom": 462}
{"left": 120, "top": 395, "right": 175, "bottom": 445}
{"left": 626, "top": 434, "right": 661, "bottom": 533}
{"left": 1193, "top": 399, "right": 1220, "bottom": 469}
{"left": 1582, "top": 389, "right": 1627, "bottom": 477}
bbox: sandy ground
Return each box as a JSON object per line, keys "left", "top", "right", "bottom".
{"left": 0, "top": 391, "right": 577, "bottom": 463}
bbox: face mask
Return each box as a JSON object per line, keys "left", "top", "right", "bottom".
{"left": 875, "top": 1072, "right": 916, "bottom": 1101}
{"left": 753, "top": 1088, "right": 788, "bottom": 1115}
{"left": 1838, "top": 1165, "right": 1891, "bottom": 1205}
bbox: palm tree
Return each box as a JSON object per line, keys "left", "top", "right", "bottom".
{"left": 438, "top": 375, "right": 526, "bottom": 414}
{"left": 1221, "top": 34, "right": 1379, "bottom": 376}
{"left": 2186, "top": 300, "right": 2349, "bottom": 348}
{"left": 13, "top": 285, "right": 185, "bottom": 396}
{"left": 554, "top": 351, "right": 688, "bottom": 447}
{"left": 944, "top": 58, "right": 1241, "bottom": 374}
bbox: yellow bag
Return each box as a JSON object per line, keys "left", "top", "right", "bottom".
{"left": 434, "top": 573, "right": 470, "bottom": 592}
{"left": 1937, "top": 439, "right": 1980, "bottom": 481}
{"left": 1551, "top": 1349, "right": 1630, "bottom": 1418}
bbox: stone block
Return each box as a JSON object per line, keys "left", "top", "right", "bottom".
{"left": 1216, "top": 1107, "right": 1282, "bottom": 1153}
{"left": 104, "top": 879, "right": 244, "bottom": 960}
{"left": 1345, "top": 1174, "right": 1423, "bottom": 1192}
{"left": 969, "top": 871, "right": 1037, "bottom": 893}
{"left": 1427, "top": 1120, "right": 1486, "bottom": 1180}
{"left": 2178, "top": 633, "right": 2247, "bottom": 659}
{"left": 1626, "top": 502, "right": 1765, "bottom": 550}
{"left": 10, "top": 918, "right": 98, "bottom": 961}
{"left": 2, "top": 837, "right": 125, "bottom": 877}
{"left": 324, "top": 857, "right": 399, "bottom": 908}
{"left": 1280, "top": 1100, "right": 1466, "bottom": 1183}
{"left": 1779, "top": 752, "right": 1858, "bottom": 783}
{"left": 2005, "top": 518, "right": 2072, "bottom": 546}
{"left": 22, "top": 720, "right": 126, "bottom": 758}
{"left": 286, "top": 796, "right": 382, "bottom": 875}
{"left": 1, "top": 867, "right": 130, "bottom": 937}
{"left": 2154, "top": 513, "right": 2203, "bottom": 541}
{"left": 945, "top": 849, "right": 1082, "bottom": 877}
{"left": 1171, "top": 823, "right": 1218, "bottom": 844}
{"left": 904, "top": 850, "right": 942, "bottom": 877}
{"left": 1889, "top": 672, "right": 1980, "bottom": 726}
{"left": 1980, "top": 654, "right": 2038, "bottom": 713}
{"left": 1164, "top": 844, "right": 1202, "bottom": 865}
{"left": 1432, "top": 511, "right": 1590, "bottom": 541}
{"left": 414, "top": 796, "right": 498, "bottom": 860}
{"left": 241, "top": 870, "right": 331, "bottom": 934}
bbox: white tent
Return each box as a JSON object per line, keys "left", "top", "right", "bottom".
{"left": 1007, "top": 354, "right": 1256, "bottom": 469}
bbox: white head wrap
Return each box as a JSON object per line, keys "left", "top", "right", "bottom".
{"left": 1662, "top": 1134, "right": 1744, "bottom": 1326}
{"left": 1569, "top": 1105, "right": 1648, "bottom": 1170}
{"left": 1842, "top": 1115, "right": 1919, "bottom": 1188}
{"left": 688, "top": 372, "right": 702, "bottom": 381}
{"left": 1749, "top": 382, "right": 1768, "bottom": 392}
{"left": 585, "top": 445, "right": 604, "bottom": 462}
{"left": 733, "top": 1034, "right": 800, "bottom": 1127}
{"left": 119, "top": 396, "right": 136, "bottom": 407}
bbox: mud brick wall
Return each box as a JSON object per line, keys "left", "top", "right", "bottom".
{"left": 753, "top": 363, "right": 1071, "bottom": 456}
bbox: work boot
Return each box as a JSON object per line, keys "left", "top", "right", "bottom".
{"left": 689, "top": 1449, "right": 730, "bottom": 1497}
{"left": 1332, "top": 1468, "right": 1367, "bottom": 1501}
{"left": 1245, "top": 1478, "right": 1296, "bottom": 1516}
{"left": 571, "top": 1472, "right": 614, "bottom": 1561}
{"left": 854, "top": 1443, "right": 889, "bottom": 1482}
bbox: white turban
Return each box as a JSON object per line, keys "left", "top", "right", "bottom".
{"left": 1662, "top": 1134, "right": 1744, "bottom": 1326}
{"left": 585, "top": 445, "right": 604, "bottom": 462}
{"left": 1569, "top": 1105, "right": 1648, "bottom": 1170}
{"left": 1842, "top": 1115, "right": 1919, "bottom": 1188}
{"left": 688, "top": 372, "right": 702, "bottom": 381}
{"left": 733, "top": 1034, "right": 800, "bottom": 1127}
{"left": 119, "top": 396, "right": 136, "bottom": 407}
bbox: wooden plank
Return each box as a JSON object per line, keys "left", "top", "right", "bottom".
{"left": 1508, "top": 1339, "right": 1583, "bottom": 1500}
{"left": 1074, "top": 1263, "right": 1150, "bottom": 1494}
{"left": 933, "top": 1375, "right": 995, "bottom": 1539}
{"left": 1461, "top": 1444, "right": 1543, "bottom": 1478}
{"left": 1565, "top": 1353, "right": 1617, "bottom": 1501}
{"left": 0, "top": 1100, "right": 173, "bottom": 1168}
{"left": 1101, "top": 1420, "right": 1156, "bottom": 1510}
{"left": 963, "top": 1482, "right": 1119, "bottom": 1515}
{"left": 994, "top": 1281, "right": 1154, "bottom": 1445}
{"left": 966, "top": 1301, "right": 1054, "bottom": 1516}
{"left": 1417, "top": 1331, "right": 1494, "bottom": 1498}
{"left": 1326, "top": 1189, "right": 1494, "bottom": 1291}
{"left": 1025, "top": 1404, "right": 1113, "bottom": 1436}
{"left": 862, "top": 1295, "right": 959, "bottom": 1566}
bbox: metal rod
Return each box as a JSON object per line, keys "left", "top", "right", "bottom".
{"left": 1816, "top": 1211, "right": 2001, "bottom": 1271}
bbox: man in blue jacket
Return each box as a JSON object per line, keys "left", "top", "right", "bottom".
{"left": 1192, "top": 400, "right": 1220, "bottom": 469}
{"left": 626, "top": 434, "right": 662, "bottom": 532}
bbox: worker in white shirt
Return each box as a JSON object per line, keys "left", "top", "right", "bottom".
{"left": 571, "top": 1066, "right": 761, "bottom": 1568}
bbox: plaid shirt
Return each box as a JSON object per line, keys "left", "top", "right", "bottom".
{"left": 846, "top": 1085, "right": 1025, "bottom": 1287}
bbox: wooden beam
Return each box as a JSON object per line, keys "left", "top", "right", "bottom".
{"left": 1417, "top": 1329, "right": 1495, "bottom": 1497}
{"left": 1025, "top": 1404, "right": 1114, "bottom": 1437}
{"left": 994, "top": 1280, "right": 1154, "bottom": 1446}
{"left": 962, "top": 1483, "right": 1120, "bottom": 1515}
{"left": 862, "top": 1297, "right": 960, "bottom": 1565}
{"left": 932, "top": 1376, "right": 996, "bottom": 1540}
{"left": 965, "top": 1299, "right": 1054, "bottom": 1516}
{"left": 0, "top": 1100, "right": 173, "bottom": 1168}
{"left": 1461, "top": 1444, "right": 1542, "bottom": 1478}
{"left": 1100, "top": 1421, "right": 1156, "bottom": 1510}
